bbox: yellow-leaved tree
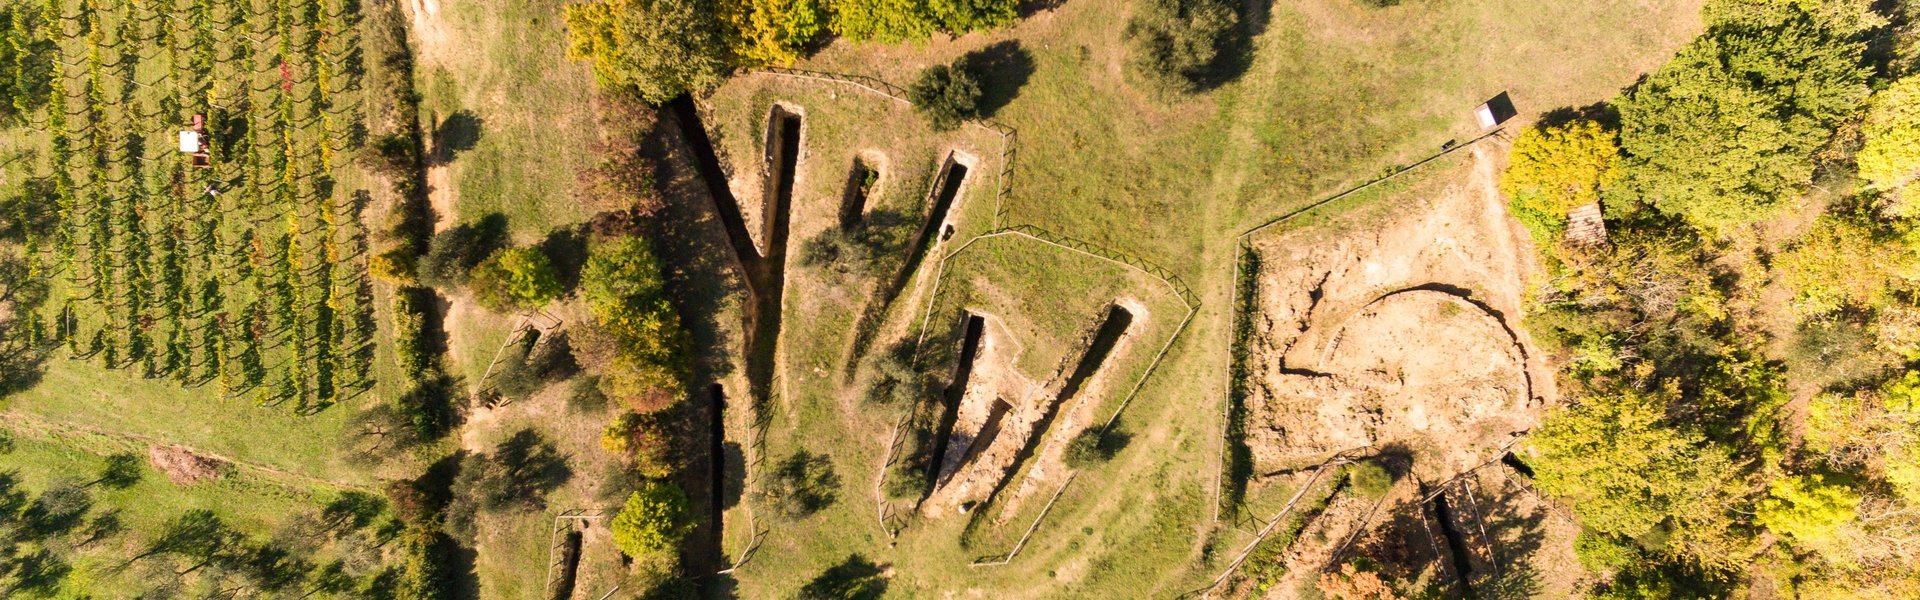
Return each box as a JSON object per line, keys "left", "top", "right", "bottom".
{"left": 1498, "top": 119, "right": 1622, "bottom": 245}
{"left": 1860, "top": 76, "right": 1920, "bottom": 215}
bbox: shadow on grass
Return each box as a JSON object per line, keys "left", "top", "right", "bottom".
{"left": 962, "top": 40, "right": 1035, "bottom": 119}
{"left": 431, "top": 110, "right": 484, "bottom": 166}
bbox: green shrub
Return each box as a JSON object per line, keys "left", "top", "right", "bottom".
{"left": 1755, "top": 474, "right": 1860, "bottom": 552}
{"left": 1500, "top": 119, "right": 1622, "bottom": 246}
{"left": 830, "top": 0, "right": 1015, "bottom": 42}
{"left": 761, "top": 450, "right": 840, "bottom": 519}
{"left": 907, "top": 61, "right": 983, "bottom": 131}
{"left": 1343, "top": 462, "right": 1393, "bottom": 500}
{"left": 1772, "top": 211, "right": 1920, "bottom": 317}
{"left": 469, "top": 247, "right": 564, "bottom": 312}
{"left": 1859, "top": 75, "right": 1920, "bottom": 214}
{"left": 1122, "top": 0, "right": 1240, "bottom": 95}
{"left": 723, "top": 0, "right": 827, "bottom": 67}
{"left": 611, "top": 482, "right": 692, "bottom": 559}
{"left": 1062, "top": 426, "right": 1129, "bottom": 469}
{"left": 1573, "top": 530, "right": 1641, "bottom": 573}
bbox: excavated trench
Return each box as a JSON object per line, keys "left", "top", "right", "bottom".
{"left": 975, "top": 304, "right": 1134, "bottom": 519}
{"left": 664, "top": 97, "right": 800, "bottom": 579}
{"left": 840, "top": 158, "right": 877, "bottom": 229}
{"left": 550, "top": 529, "right": 582, "bottom": 600}
{"left": 847, "top": 155, "right": 971, "bottom": 368}
{"left": 1430, "top": 492, "right": 1477, "bottom": 594}
{"left": 926, "top": 313, "right": 987, "bottom": 497}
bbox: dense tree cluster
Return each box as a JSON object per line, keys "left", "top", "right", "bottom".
{"left": 1511, "top": 1, "right": 1920, "bottom": 595}
{"left": 1615, "top": 0, "right": 1872, "bottom": 232}
{"left": 578, "top": 235, "right": 694, "bottom": 411}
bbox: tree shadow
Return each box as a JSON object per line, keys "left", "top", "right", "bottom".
{"left": 1190, "top": 0, "right": 1274, "bottom": 93}
{"left": 801, "top": 554, "right": 888, "bottom": 600}
{"left": 1019, "top": 0, "right": 1068, "bottom": 17}
{"left": 493, "top": 428, "right": 574, "bottom": 505}
{"left": 961, "top": 40, "right": 1035, "bottom": 119}
{"left": 720, "top": 441, "right": 745, "bottom": 511}
{"left": 537, "top": 225, "right": 590, "bottom": 294}
{"left": 430, "top": 110, "right": 484, "bottom": 166}
{"left": 1537, "top": 101, "right": 1621, "bottom": 130}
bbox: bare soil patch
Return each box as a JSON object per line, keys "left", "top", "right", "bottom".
{"left": 148, "top": 444, "right": 232, "bottom": 485}
{"left": 923, "top": 313, "right": 1044, "bottom": 516}
{"left": 1243, "top": 147, "right": 1547, "bottom": 484}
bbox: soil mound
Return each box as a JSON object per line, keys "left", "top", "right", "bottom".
{"left": 148, "top": 445, "right": 231, "bottom": 485}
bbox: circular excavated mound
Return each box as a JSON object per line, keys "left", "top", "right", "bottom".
{"left": 1250, "top": 289, "right": 1528, "bottom": 474}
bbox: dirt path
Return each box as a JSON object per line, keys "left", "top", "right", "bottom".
{"left": 0, "top": 410, "right": 376, "bottom": 493}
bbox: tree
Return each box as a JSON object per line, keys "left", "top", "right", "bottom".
{"left": 1500, "top": 119, "right": 1623, "bottom": 244}
{"left": 600, "top": 409, "right": 685, "bottom": 478}
{"left": 907, "top": 61, "right": 983, "bottom": 132}
{"left": 579, "top": 236, "right": 693, "bottom": 408}
{"left": 1526, "top": 391, "right": 1738, "bottom": 542}
{"left": 1773, "top": 211, "right": 1920, "bottom": 316}
{"left": 798, "top": 554, "right": 887, "bottom": 600}
{"left": 1859, "top": 75, "right": 1920, "bottom": 214}
{"left": 723, "top": 0, "right": 826, "bottom": 67}
{"left": 468, "top": 247, "right": 563, "bottom": 312}
{"left": 610, "top": 482, "right": 691, "bottom": 560}
{"left": 1756, "top": 474, "right": 1859, "bottom": 553}
{"left": 1616, "top": 5, "right": 1870, "bottom": 232}
{"left": 760, "top": 450, "right": 838, "bottom": 519}
{"left": 564, "top": 0, "right": 729, "bottom": 103}
{"left": 89, "top": 452, "right": 143, "bottom": 489}
{"left": 416, "top": 217, "right": 506, "bottom": 288}
{"left": 1122, "top": 0, "right": 1240, "bottom": 95}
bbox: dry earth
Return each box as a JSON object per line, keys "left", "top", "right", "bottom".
{"left": 1243, "top": 146, "right": 1549, "bottom": 483}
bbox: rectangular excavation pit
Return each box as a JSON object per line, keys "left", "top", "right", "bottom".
{"left": 761, "top": 106, "right": 802, "bottom": 260}
{"left": 943, "top": 398, "right": 1014, "bottom": 481}
{"left": 924, "top": 312, "right": 987, "bottom": 498}
{"left": 839, "top": 157, "right": 879, "bottom": 229}
{"left": 970, "top": 304, "right": 1135, "bottom": 520}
